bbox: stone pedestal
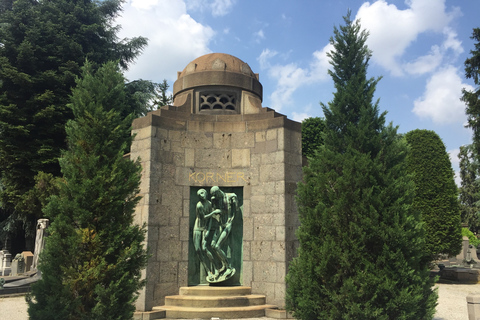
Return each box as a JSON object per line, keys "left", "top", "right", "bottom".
{"left": 11, "top": 253, "right": 25, "bottom": 276}
{"left": 456, "top": 236, "right": 470, "bottom": 262}
{"left": 0, "top": 250, "right": 4, "bottom": 273}
{"left": 21, "top": 251, "right": 34, "bottom": 273}
{"left": 467, "top": 295, "right": 480, "bottom": 320}
{"left": 1, "top": 250, "right": 12, "bottom": 276}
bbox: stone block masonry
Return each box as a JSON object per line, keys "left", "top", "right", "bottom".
{"left": 131, "top": 53, "right": 302, "bottom": 314}
{"left": 131, "top": 108, "right": 302, "bottom": 311}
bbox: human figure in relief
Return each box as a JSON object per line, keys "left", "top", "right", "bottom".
{"left": 207, "top": 186, "right": 236, "bottom": 282}
{"left": 193, "top": 189, "right": 215, "bottom": 280}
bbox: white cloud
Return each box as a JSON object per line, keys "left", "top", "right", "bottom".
{"left": 257, "top": 49, "right": 277, "bottom": 69}
{"left": 412, "top": 66, "right": 473, "bottom": 124}
{"left": 268, "top": 63, "right": 309, "bottom": 111}
{"left": 403, "top": 26, "right": 464, "bottom": 75}
{"left": 310, "top": 44, "right": 333, "bottom": 82}
{"left": 185, "top": 0, "right": 235, "bottom": 16}
{"left": 442, "top": 27, "right": 463, "bottom": 56}
{"left": 116, "top": 0, "right": 214, "bottom": 82}
{"left": 211, "top": 0, "right": 236, "bottom": 16}
{"left": 292, "top": 112, "right": 311, "bottom": 122}
{"left": 449, "top": 148, "right": 460, "bottom": 168}
{"left": 261, "top": 44, "right": 331, "bottom": 111}
{"left": 448, "top": 148, "right": 461, "bottom": 186}
{"left": 404, "top": 45, "right": 443, "bottom": 75}
{"left": 254, "top": 29, "right": 265, "bottom": 43}
{"left": 130, "top": 0, "right": 161, "bottom": 10}
{"left": 356, "top": 0, "right": 461, "bottom": 76}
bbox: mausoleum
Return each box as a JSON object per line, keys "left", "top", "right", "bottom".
{"left": 131, "top": 53, "right": 302, "bottom": 318}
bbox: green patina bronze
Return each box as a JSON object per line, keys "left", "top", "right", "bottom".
{"left": 188, "top": 186, "right": 243, "bottom": 286}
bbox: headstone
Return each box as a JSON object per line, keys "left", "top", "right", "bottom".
{"left": 31, "top": 219, "right": 49, "bottom": 271}
{"left": 0, "top": 250, "right": 4, "bottom": 274}
{"left": 1, "top": 251, "right": 11, "bottom": 276}
{"left": 21, "top": 251, "right": 33, "bottom": 273}
{"left": 11, "top": 253, "right": 25, "bottom": 276}
{"left": 456, "top": 236, "right": 470, "bottom": 263}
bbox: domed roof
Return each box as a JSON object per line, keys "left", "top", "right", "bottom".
{"left": 173, "top": 53, "right": 262, "bottom": 105}
{"left": 178, "top": 53, "right": 256, "bottom": 79}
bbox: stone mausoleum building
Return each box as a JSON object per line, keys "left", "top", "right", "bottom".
{"left": 131, "top": 53, "right": 302, "bottom": 318}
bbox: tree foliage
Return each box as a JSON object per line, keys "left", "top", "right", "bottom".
{"left": 458, "top": 145, "right": 480, "bottom": 231}
{"left": 405, "top": 129, "right": 461, "bottom": 259}
{"left": 0, "top": 0, "right": 147, "bottom": 250}
{"left": 125, "top": 78, "right": 173, "bottom": 117}
{"left": 286, "top": 13, "right": 437, "bottom": 320}
{"left": 460, "top": 28, "right": 480, "bottom": 235}
{"left": 301, "top": 117, "right": 325, "bottom": 158}
{"left": 27, "top": 61, "right": 147, "bottom": 319}
{"left": 463, "top": 28, "right": 480, "bottom": 157}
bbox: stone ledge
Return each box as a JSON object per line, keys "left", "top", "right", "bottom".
{"left": 133, "top": 309, "right": 166, "bottom": 320}
{"left": 438, "top": 267, "right": 480, "bottom": 283}
{"left": 265, "top": 307, "right": 295, "bottom": 319}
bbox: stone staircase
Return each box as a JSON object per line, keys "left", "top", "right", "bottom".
{"left": 152, "top": 286, "right": 276, "bottom": 319}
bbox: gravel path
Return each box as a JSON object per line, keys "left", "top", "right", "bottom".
{"left": 1, "top": 283, "right": 479, "bottom": 320}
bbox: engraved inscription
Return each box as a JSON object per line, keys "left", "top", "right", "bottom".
{"left": 189, "top": 171, "right": 248, "bottom": 183}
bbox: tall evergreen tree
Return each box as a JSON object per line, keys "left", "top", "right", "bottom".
{"left": 463, "top": 28, "right": 480, "bottom": 157}
{"left": 27, "top": 61, "right": 147, "bottom": 319}
{"left": 0, "top": 0, "right": 147, "bottom": 251}
{"left": 405, "top": 130, "right": 461, "bottom": 259}
{"left": 286, "top": 13, "right": 437, "bottom": 320}
{"left": 458, "top": 145, "right": 480, "bottom": 231}
{"left": 461, "top": 28, "right": 480, "bottom": 235}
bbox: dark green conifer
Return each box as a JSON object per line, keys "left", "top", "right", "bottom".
{"left": 461, "top": 28, "right": 480, "bottom": 234}
{"left": 27, "top": 61, "right": 147, "bottom": 319}
{"left": 0, "top": 0, "right": 147, "bottom": 251}
{"left": 286, "top": 13, "right": 437, "bottom": 320}
{"left": 405, "top": 129, "right": 461, "bottom": 259}
{"left": 463, "top": 28, "right": 480, "bottom": 157}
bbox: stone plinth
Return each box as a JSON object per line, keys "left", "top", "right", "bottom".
{"left": 21, "top": 251, "right": 34, "bottom": 273}
{"left": 0, "top": 250, "right": 11, "bottom": 276}
{"left": 467, "top": 295, "right": 480, "bottom": 320}
{"left": 440, "top": 267, "right": 480, "bottom": 283}
{"left": 11, "top": 254, "right": 25, "bottom": 276}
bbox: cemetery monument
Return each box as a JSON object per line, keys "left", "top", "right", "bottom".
{"left": 131, "top": 53, "right": 302, "bottom": 318}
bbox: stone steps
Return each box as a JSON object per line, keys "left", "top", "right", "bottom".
{"left": 152, "top": 286, "right": 276, "bottom": 319}
{"left": 165, "top": 294, "right": 267, "bottom": 308}
{"left": 179, "top": 286, "right": 252, "bottom": 296}
{"left": 155, "top": 304, "right": 277, "bottom": 319}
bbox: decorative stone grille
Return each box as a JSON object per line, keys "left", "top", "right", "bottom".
{"left": 199, "top": 92, "right": 237, "bottom": 112}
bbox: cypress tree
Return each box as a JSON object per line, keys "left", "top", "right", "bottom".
{"left": 461, "top": 28, "right": 480, "bottom": 234}
{"left": 405, "top": 129, "right": 461, "bottom": 259}
{"left": 286, "top": 13, "right": 437, "bottom": 320}
{"left": 27, "top": 61, "right": 147, "bottom": 319}
{"left": 463, "top": 28, "right": 480, "bottom": 158}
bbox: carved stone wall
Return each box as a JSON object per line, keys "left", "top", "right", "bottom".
{"left": 131, "top": 106, "right": 302, "bottom": 311}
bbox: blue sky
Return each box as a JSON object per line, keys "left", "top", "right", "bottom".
{"left": 116, "top": 0, "right": 480, "bottom": 183}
